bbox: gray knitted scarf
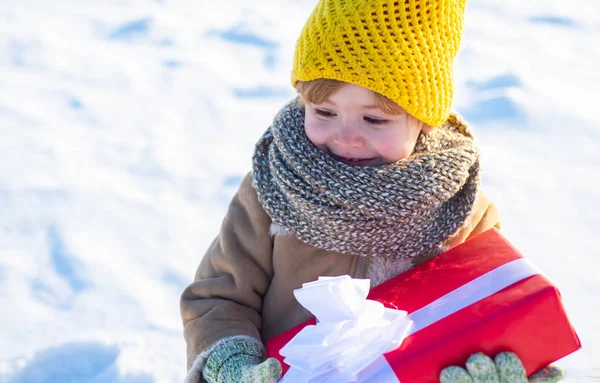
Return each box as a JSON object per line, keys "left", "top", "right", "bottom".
{"left": 252, "top": 99, "right": 480, "bottom": 259}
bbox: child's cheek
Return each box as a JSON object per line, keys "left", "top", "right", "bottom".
{"left": 373, "top": 132, "right": 411, "bottom": 160}
{"left": 304, "top": 116, "right": 330, "bottom": 148}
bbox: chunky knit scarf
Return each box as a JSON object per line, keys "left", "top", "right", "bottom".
{"left": 252, "top": 99, "right": 480, "bottom": 259}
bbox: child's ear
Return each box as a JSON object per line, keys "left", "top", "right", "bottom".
{"left": 421, "top": 124, "right": 433, "bottom": 133}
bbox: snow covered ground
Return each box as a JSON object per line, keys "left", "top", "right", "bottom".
{"left": 0, "top": 0, "right": 598, "bottom": 382}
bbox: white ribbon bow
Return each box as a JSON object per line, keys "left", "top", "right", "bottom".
{"left": 279, "top": 276, "right": 414, "bottom": 383}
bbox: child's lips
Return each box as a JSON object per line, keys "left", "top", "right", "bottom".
{"left": 330, "top": 153, "right": 377, "bottom": 166}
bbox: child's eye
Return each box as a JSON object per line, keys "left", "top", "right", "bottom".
{"left": 364, "top": 116, "right": 389, "bottom": 125}
{"left": 315, "top": 108, "right": 336, "bottom": 117}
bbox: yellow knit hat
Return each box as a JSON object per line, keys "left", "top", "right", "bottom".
{"left": 292, "top": 0, "right": 468, "bottom": 127}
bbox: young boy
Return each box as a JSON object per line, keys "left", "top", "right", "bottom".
{"left": 181, "top": 0, "right": 563, "bottom": 382}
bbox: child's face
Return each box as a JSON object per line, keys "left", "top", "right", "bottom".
{"left": 304, "top": 83, "right": 431, "bottom": 166}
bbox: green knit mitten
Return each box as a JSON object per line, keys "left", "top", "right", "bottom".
{"left": 203, "top": 338, "right": 282, "bottom": 383}
{"left": 440, "top": 352, "right": 565, "bottom": 383}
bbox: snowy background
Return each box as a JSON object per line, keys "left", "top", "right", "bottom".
{"left": 1, "top": 0, "right": 598, "bottom": 382}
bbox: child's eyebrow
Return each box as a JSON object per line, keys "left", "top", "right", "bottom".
{"left": 323, "top": 99, "right": 379, "bottom": 110}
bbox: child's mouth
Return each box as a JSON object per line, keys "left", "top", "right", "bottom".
{"left": 330, "top": 153, "right": 376, "bottom": 166}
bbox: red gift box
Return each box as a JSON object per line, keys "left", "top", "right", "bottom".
{"left": 266, "top": 228, "right": 581, "bottom": 382}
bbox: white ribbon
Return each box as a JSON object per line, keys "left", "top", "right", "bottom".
{"left": 279, "top": 258, "right": 541, "bottom": 383}
{"left": 279, "top": 276, "right": 414, "bottom": 383}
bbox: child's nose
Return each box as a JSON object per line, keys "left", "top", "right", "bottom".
{"left": 334, "top": 124, "right": 364, "bottom": 149}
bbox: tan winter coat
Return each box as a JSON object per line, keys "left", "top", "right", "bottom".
{"left": 180, "top": 172, "right": 501, "bottom": 379}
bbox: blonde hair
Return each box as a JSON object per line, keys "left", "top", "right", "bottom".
{"left": 296, "top": 78, "right": 425, "bottom": 130}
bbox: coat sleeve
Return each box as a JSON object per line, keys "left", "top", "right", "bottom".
{"left": 180, "top": 172, "right": 274, "bottom": 380}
